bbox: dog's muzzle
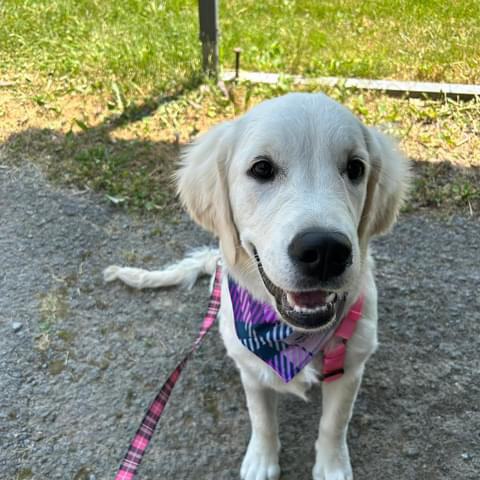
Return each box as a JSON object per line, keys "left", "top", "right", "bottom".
{"left": 253, "top": 249, "right": 346, "bottom": 331}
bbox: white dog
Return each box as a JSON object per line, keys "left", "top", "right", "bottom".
{"left": 105, "top": 93, "right": 410, "bottom": 480}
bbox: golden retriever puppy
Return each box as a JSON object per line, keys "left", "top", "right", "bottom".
{"left": 105, "top": 93, "right": 410, "bottom": 480}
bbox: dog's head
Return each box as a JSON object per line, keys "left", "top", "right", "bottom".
{"left": 177, "top": 93, "right": 409, "bottom": 331}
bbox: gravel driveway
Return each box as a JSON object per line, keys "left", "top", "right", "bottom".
{"left": 1, "top": 164, "right": 479, "bottom": 480}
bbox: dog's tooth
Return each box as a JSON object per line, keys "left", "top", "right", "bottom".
{"left": 325, "top": 293, "right": 336, "bottom": 303}
{"left": 292, "top": 303, "right": 329, "bottom": 314}
{"left": 286, "top": 293, "right": 296, "bottom": 307}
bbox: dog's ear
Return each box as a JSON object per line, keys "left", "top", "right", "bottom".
{"left": 176, "top": 122, "right": 240, "bottom": 265}
{"left": 358, "top": 126, "right": 410, "bottom": 245}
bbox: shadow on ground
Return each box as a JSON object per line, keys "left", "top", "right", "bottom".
{"left": 1, "top": 85, "right": 203, "bottom": 214}
{"left": 1, "top": 85, "right": 480, "bottom": 217}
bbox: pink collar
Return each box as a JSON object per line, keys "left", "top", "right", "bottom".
{"left": 321, "top": 295, "right": 364, "bottom": 382}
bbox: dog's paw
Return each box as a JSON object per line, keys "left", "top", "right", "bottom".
{"left": 312, "top": 466, "right": 352, "bottom": 480}
{"left": 103, "top": 265, "right": 121, "bottom": 283}
{"left": 312, "top": 439, "right": 352, "bottom": 480}
{"left": 240, "top": 436, "right": 280, "bottom": 480}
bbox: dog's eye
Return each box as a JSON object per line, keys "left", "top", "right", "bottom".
{"left": 346, "top": 158, "right": 365, "bottom": 182}
{"left": 248, "top": 157, "right": 276, "bottom": 181}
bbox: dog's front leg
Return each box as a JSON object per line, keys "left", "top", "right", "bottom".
{"left": 312, "top": 371, "right": 363, "bottom": 480}
{"left": 239, "top": 371, "right": 281, "bottom": 480}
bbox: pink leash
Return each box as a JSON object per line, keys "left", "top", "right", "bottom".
{"left": 114, "top": 264, "right": 222, "bottom": 480}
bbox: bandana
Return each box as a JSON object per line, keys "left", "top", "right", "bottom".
{"left": 228, "top": 277, "right": 364, "bottom": 383}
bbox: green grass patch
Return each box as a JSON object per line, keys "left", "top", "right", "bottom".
{"left": 222, "top": 0, "right": 480, "bottom": 84}
{"left": 1, "top": 0, "right": 480, "bottom": 103}
{"left": 3, "top": 120, "right": 179, "bottom": 213}
{"left": 410, "top": 161, "right": 480, "bottom": 211}
{"left": 66, "top": 141, "right": 174, "bottom": 211}
{"left": 0, "top": 0, "right": 202, "bottom": 97}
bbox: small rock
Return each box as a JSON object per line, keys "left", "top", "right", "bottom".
{"left": 12, "top": 321, "right": 23, "bottom": 332}
{"left": 63, "top": 204, "right": 80, "bottom": 216}
{"left": 450, "top": 215, "right": 465, "bottom": 227}
{"left": 404, "top": 446, "right": 419, "bottom": 458}
{"left": 358, "top": 414, "right": 374, "bottom": 426}
{"left": 40, "top": 409, "right": 51, "bottom": 419}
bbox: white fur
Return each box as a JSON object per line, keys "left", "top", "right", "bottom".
{"left": 104, "top": 93, "right": 409, "bottom": 479}
{"left": 104, "top": 247, "right": 219, "bottom": 289}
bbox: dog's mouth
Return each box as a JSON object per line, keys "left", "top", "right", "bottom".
{"left": 253, "top": 250, "right": 345, "bottom": 331}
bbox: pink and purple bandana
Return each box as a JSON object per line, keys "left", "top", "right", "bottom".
{"left": 228, "top": 277, "right": 364, "bottom": 383}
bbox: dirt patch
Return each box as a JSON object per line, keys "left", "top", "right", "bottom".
{"left": 1, "top": 83, "right": 479, "bottom": 215}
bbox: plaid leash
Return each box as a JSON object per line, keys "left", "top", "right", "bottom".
{"left": 114, "top": 264, "right": 222, "bottom": 480}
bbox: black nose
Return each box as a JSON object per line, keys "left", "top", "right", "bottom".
{"left": 288, "top": 230, "right": 352, "bottom": 281}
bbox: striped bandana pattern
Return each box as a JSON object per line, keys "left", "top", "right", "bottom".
{"left": 228, "top": 277, "right": 364, "bottom": 383}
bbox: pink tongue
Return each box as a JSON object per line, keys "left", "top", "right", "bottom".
{"left": 290, "top": 290, "right": 328, "bottom": 308}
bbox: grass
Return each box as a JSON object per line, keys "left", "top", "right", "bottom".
{"left": 222, "top": 0, "right": 480, "bottom": 84}
{"left": 1, "top": 0, "right": 480, "bottom": 101}
{"left": 2, "top": 80, "right": 479, "bottom": 216}
{"left": 0, "top": 0, "right": 201, "bottom": 98}
{"left": 35, "top": 286, "right": 70, "bottom": 355}
{"left": 0, "top": 1, "right": 479, "bottom": 217}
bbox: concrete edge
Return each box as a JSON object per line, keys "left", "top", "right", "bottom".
{"left": 222, "top": 70, "right": 480, "bottom": 100}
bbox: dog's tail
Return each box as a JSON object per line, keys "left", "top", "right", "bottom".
{"left": 103, "top": 247, "right": 220, "bottom": 290}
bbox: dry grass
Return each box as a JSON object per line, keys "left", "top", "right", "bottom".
{"left": 1, "top": 80, "right": 479, "bottom": 217}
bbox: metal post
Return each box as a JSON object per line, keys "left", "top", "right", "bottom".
{"left": 198, "top": 0, "right": 218, "bottom": 77}
{"left": 234, "top": 47, "right": 242, "bottom": 80}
